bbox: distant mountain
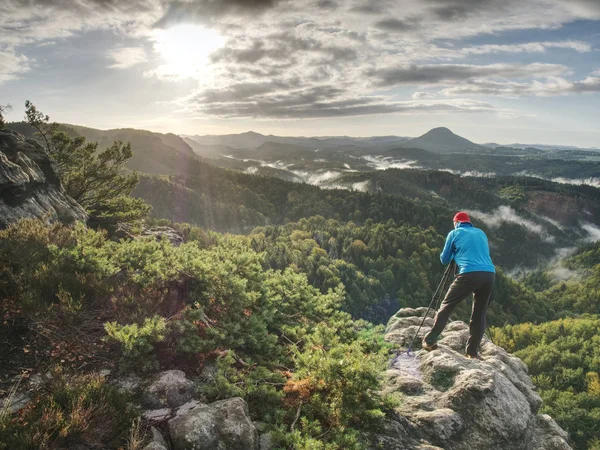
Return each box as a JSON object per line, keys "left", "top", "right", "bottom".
{"left": 182, "top": 137, "right": 235, "bottom": 158}
{"left": 482, "top": 142, "right": 600, "bottom": 152}
{"left": 505, "top": 143, "right": 600, "bottom": 152}
{"left": 8, "top": 122, "right": 197, "bottom": 175}
{"left": 399, "top": 127, "right": 483, "bottom": 153}
{"left": 183, "top": 132, "right": 411, "bottom": 149}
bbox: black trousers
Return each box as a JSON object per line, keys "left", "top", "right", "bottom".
{"left": 424, "top": 271, "right": 495, "bottom": 356}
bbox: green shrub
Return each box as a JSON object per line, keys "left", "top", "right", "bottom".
{"left": 104, "top": 316, "right": 167, "bottom": 372}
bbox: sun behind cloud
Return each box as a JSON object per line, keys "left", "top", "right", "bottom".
{"left": 149, "top": 24, "right": 226, "bottom": 80}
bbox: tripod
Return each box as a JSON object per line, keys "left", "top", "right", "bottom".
{"left": 405, "top": 261, "right": 456, "bottom": 355}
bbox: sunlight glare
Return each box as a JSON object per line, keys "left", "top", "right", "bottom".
{"left": 152, "top": 24, "right": 226, "bottom": 79}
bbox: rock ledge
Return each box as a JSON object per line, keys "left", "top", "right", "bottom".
{"left": 368, "top": 307, "right": 572, "bottom": 450}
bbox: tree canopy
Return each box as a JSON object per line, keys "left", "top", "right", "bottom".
{"left": 24, "top": 101, "right": 149, "bottom": 225}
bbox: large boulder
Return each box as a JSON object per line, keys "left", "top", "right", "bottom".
{"left": 168, "top": 397, "right": 259, "bottom": 450}
{"left": 142, "top": 370, "right": 196, "bottom": 409}
{"left": 0, "top": 130, "right": 87, "bottom": 228}
{"left": 373, "top": 308, "right": 572, "bottom": 450}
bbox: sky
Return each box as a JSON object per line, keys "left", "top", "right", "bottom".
{"left": 1, "top": 0, "right": 600, "bottom": 147}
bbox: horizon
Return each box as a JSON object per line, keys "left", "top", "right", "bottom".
{"left": 1, "top": 1, "right": 600, "bottom": 147}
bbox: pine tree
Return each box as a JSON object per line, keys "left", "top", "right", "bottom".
{"left": 24, "top": 101, "right": 150, "bottom": 224}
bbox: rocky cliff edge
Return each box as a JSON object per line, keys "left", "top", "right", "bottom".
{"left": 369, "top": 307, "right": 572, "bottom": 450}
{"left": 0, "top": 129, "right": 87, "bottom": 228}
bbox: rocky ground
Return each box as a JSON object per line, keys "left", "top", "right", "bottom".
{"left": 2, "top": 307, "right": 573, "bottom": 450}
{"left": 367, "top": 307, "right": 573, "bottom": 450}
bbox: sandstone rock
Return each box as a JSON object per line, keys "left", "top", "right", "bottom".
{"left": 168, "top": 397, "right": 258, "bottom": 450}
{"left": 142, "top": 370, "right": 196, "bottom": 409}
{"left": 259, "top": 432, "right": 274, "bottom": 450}
{"left": 150, "top": 425, "right": 168, "bottom": 448}
{"left": 144, "top": 226, "right": 184, "bottom": 246}
{"left": 142, "top": 408, "right": 174, "bottom": 422}
{"left": 111, "top": 374, "right": 142, "bottom": 394}
{"left": 376, "top": 307, "right": 573, "bottom": 450}
{"left": 0, "top": 130, "right": 87, "bottom": 228}
{"left": 0, "top": 392, "right": 30, "bottom": 414}
{"left": 143, "top": 443, "right": 168, "bottom": 450}
{"left": 110, "top": 223, "right": 184, "bottom": 246}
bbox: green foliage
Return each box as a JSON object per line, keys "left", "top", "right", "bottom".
{"left": 0, "top": 370, "right": 136, "bottom": 450}
{"left": 202, "top": 352, "right": 286, "bottom": 420}
{"left": 492, "top": 316, "right": 600, "bottom": 449}
{"left": 104, "top": 316, "right": 168, "bottom": 372}
{"left": 1, "top": 219, "right": 396, "bottom": 449}
{"left": 0, "top": 219, "right": 115, "bottom": 309}
{"left": 24, "top": 101, "right": 149, "bottom": 224}
{"left": 498, "top": 185, "right": 526, "bottom": 204}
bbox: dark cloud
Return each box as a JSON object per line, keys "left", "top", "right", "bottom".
{"left": 369, "top": 63, "right": 567, "bottom": 87}
{"left": 314, "top": 0, "right": 338, "bottom": 10}
{"left": 211, "top": 32, "right": 357, "bottom": 66}
{"left": 421, "top": 0, "right": 501, "bottom": 20}
{"left": 348, "top": 0, "right": 392, "bottom": 15}
{"left": 184, "top": 81, "right": 496, "bottom": 118}
{"left": 431, "top": 5, "right": 471, "bottom": 21}
{"left": 195, "top": 98, "right": 495, "bottom": 118}
{"left": 374, "top": 18, "right": 415, "bottom": 31}
{"left": 191, "top": 79, "right": 299, "bottom": 103}
{"left": 156, "top": 0, "right": 282, "bottom": 26}
{"left": 11, "top": 0, "right": 155, "bottom": 13}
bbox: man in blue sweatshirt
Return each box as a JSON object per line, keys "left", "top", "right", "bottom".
{"left": 422, "top": 211, "right": 495, "bottom": 359}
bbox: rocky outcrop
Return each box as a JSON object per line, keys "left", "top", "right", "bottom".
{"left": 135, "top": 370, "right": 260, "bottom": 449}
{"left": 142, "top": 370, "right": 196, "bottom": 409}
{"left": 368, "top": 307, "right": 572, "bottom": 450}
{"left": 110, "top": 222, "right": 184, "bottom": 246}
{"left": 0, "top": 130, "right": 87, "bottom": 228}
{"left": 168, "top": 398, "right": 259, "bottom": 450}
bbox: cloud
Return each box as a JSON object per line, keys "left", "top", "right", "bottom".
{"left": 180, "top": 79, "right": 499, "bottom": 118}
{"left": 2, "top": 0, "right": 600, "bottom": 122}
{"left": 361, "top": 155, "right": 420, "bottom": 170}
{"left": 582, "top": 223, "right": 600, "bottom": 242}
{"left": 369, "top": 63, "right": 569, "bottom": 87}
{"left": 291, "top": 169, "right": 342, "bottom": 185}
{"left": 460, "top": 40, "right": 592, "bottom": 55}
{"left": 515, "top": 171, "right": 600, "bottom": 188}
{"left": 107, "top": 46, "right": 148, "bottom": 69}
{"left": 439, "top": 72, "right": 600, "bottom": 97}
{"left": 412, "top": 91, "right": 436, "bottom": 99}
{"left": 156, "top": 0, "right": 282, "bottom": 26}
{"left": 374, "top": 18, "right": 415, "bottom": 32}
{"left": 352, "top": 180, "right": 370, "bottom": 191}
{"left": 461, "top": 171, "right": 496, "bottom": 178}
{"left": 468, "top": 205, "right": 555, "bottom": 242}
{"left": 0, "top": 49, "right": 31, "bottom": 84}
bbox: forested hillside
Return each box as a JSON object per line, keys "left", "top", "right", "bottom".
{"left": 492, "top": 242, "right": 600, "bottom": 450}
{"left": 2, "top": 113, "right": 599, "bottom": 448}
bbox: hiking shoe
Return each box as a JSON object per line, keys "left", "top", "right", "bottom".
{"left": 465, "top": 353, "right": 481, "bottom": 360}
{"left": 422, "top": 340, "right": 438, "bottom": 351}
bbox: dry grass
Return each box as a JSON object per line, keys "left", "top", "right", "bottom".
{"left": 126, "top": 417, "right": 147, "bottom": 450}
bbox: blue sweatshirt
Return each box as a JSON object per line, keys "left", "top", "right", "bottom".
{"left": 440, "top": 222, "right": 495, "bottom": 274}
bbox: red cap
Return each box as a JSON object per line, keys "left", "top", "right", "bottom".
{"left": 453, "top": 211, "right": 471, "bottom": 223}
